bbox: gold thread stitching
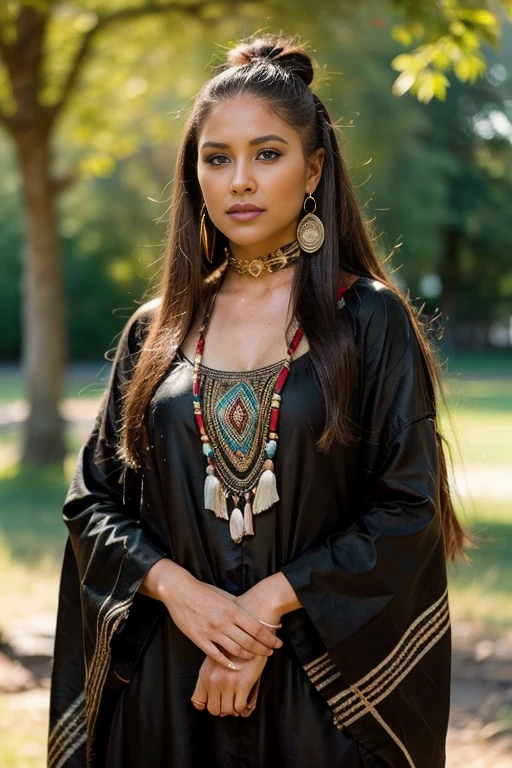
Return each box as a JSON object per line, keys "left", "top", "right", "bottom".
{"left": 326, "top": 589, "right": 449, "bottom": 709}
{"left": 341, "top": 611, "right": 450, "bottom": 727}
{"left": 332, "top": 603, "right": 450, "bottom": 718}
{"left": 48, "top": 696, "right": 86, "bottom": 766}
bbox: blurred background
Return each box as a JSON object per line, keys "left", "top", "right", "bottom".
{"left": 0, "top": 1, "right": 511, "bottom": 765}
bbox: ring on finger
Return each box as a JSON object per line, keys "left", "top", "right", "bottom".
{"left": 192, "top": 699, "right": 206, "bottom": 706}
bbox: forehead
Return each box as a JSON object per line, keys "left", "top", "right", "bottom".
{"left": 198, "top": 97, "right": 299, "bottom": 145}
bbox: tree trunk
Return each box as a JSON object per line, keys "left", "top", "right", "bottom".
{"left": 439, "top": 227, "right": 462, "bottom": 353}
{"left": 16, "top": 130, "right": 66, "bottom": 466}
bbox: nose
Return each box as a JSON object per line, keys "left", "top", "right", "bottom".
{"left": 230, "top": 160, "right": 256, "bottom": 195}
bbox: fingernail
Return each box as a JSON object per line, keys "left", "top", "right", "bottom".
{"left": 228, "top": 662, "right": 240, "bottom": 671}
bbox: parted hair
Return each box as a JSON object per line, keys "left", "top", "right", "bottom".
{"left": 119, "top": 34, "right": 467, "bottom": 561}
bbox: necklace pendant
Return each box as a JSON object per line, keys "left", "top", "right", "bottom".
{"left": 248, "top": 260, "right": 264, "bottom": 277}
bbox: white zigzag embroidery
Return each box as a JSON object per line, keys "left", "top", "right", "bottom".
{"left": 86, "top": 514, "right": 129, "bottom": 548}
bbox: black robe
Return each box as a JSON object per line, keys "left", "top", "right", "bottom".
{"left": 48, "top": 276, "right": 451, "bottom": 768}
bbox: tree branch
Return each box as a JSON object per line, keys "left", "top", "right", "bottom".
{"left": 50, "top": 0, "right": 238, "bottom": 121}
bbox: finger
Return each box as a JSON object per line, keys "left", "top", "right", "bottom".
{"left": 220, "top": 692, "right": 238, "bottom": 717}
{"left": 234, "top": 686, "right": 250, "bottom": 715}
{"left": 223, "top": 626, "right": 275, "bottom": 659}
{"left": 241, "top": 676, "right": 261, "bottom": 717}
{"left": 207, "top": 689, "right": 221, "bottom": 717}
{"left": 214, "top": 633, "right": 257, "bottom": 662}
{"left": 191, "top": 678, "right": 207, "bottom": 711}
{"left": 201, "top": 641, "right": 241, "bottom": 671}
{"left": 235, "top": 612, "right": 283, "bottom": 650}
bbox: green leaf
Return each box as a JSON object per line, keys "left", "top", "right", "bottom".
{"left": 454, "top": 57, "right": 471, "bottom": 81}
{"left": 391, "top": 24, "right": 413, "bottom": 46}
{"left": 392, "top": 70, "right": 416, "bottom": 97}
{"left": 431, "top": 71, "right": 450, "bottom": 101}
{"left": 79, "top": 154, "right": 115, "bottom": 179}
{"left": 457, "top": 9, "right": 499, "bottom": 28}
{"left": 432, "top": 45, "right": 452, "bottom": 71}
{"left": 416, "top": 72, "right": 435, "bottom": 104}
{"left": 391, "top": 53, "right": 414, "bottom": 72}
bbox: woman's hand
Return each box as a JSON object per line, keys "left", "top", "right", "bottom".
{"left": 191, "top": 653, "right": 267, "bottom": 717}
{"left": 140, "top": 559, "right": 282, "bottom": 670}
{"left": 234, "top": 573, "right": 301, "bottom": 627}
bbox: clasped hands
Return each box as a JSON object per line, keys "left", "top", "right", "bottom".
{"left": 161, "top": 575, "right": 284, "bottom": 719}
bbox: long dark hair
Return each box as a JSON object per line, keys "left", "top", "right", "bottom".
{"left": 121, "top": 34, "right": 467, "bottom": 561}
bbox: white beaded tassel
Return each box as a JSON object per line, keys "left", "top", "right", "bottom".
{"left": 229, "top": 494, "right": 245, "bottom": 543}
{"left": 243, "top": 492, "right": 254, "bottom": 536}
{"left": 252, "top": 459, "right": 279, "bottom": 514}
{"left": 204, "top": 466, "right": 228, "bottom": 520}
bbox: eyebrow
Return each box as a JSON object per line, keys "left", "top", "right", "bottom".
{"left": 200, "top": 134, "right": 289, "bottom": 150}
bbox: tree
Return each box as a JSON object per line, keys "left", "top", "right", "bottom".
{"left": 0, "top": 0, "right": 244, "bottom": 465}
{"left": 0, "top": 0, "right": 509, "bottom": 466}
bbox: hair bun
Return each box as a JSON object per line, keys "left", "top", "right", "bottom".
{"left": 226, "top": 35, "right": 314, "bottom": 86}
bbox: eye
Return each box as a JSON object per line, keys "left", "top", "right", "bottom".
{"left": 205, "top": 154, "right": 230, "bottom": 166}
{"left": 258, "top": 149, "right": 282, "bottom": 161}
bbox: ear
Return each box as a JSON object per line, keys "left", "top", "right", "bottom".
{"left": 306, "top": 148, "right": 325, "bottom": 194}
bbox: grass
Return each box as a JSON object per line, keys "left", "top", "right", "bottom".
{"left": 0, "top": 691, "right": 49, "bottom": 768}
{"left": 0, "top": 363, "right": 109, "bottom": 405}
{"left": 449, "top": 500, "right": 512, "bottom": 629}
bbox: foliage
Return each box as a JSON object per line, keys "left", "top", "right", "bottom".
{"left": 0, "top": 2, "right": 511, "bottom": 360}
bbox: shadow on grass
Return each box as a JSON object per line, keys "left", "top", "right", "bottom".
{"left": 0, "top": 463, "right": 68, "bottom": 563}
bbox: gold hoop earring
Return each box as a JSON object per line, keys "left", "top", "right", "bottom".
{"left": 296, "top": 192, "right": 324, "bottom": 253}
{"left": 200, "top": 203, "right": 216, "bottom": 264}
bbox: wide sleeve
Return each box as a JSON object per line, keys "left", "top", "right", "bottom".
{"left": 48, "top": 304, "right": 168, "bottom": 768}
{"left": 280, "top": 286, "right": 451, "bottom": 768}
{"left": 63, "top": 307, "right": 168, "bottom": 659}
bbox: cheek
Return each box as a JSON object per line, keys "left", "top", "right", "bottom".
{"left": 265, "top": 162, "right": 307, "bottom": 206}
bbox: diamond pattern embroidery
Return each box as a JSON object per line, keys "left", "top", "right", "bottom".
{"left": 200, "top": 361, "right": 283, "bottom": 494}
{"left": 216, "top": 381, "right": 258, "bottom": 457}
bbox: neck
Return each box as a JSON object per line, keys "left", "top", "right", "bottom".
{"left": 222, "top": 257, "right": 298, "bottom": 293}
{"left": 228, "top": 230, "right": 297, "bottom": 264}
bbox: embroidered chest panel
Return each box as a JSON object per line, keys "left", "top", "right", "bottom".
{"left": 199, "top": 360, "right": 284, "bottom": 496}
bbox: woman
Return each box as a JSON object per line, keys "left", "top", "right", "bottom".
{"left": 48, "top": 35, "right": 466, "bottom": 768}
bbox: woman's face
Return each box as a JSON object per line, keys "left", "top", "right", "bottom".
{"left": 197, "top": 96, "right": 324, "bottom": 257}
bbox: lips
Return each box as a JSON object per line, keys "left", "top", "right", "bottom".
{"left": 227, "top": 203, "right": 264, "bottom": 222}
{"left": 227, "top": 203, "right": 264, "bottom": 213}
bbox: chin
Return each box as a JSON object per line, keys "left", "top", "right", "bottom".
{"left": 227, "top": 227, "right": 295, "bottom": 249}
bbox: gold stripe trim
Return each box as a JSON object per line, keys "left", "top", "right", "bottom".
{"left": 85, "top": 596, "right": 133, "bottom": 753}
{"left": 48, "top": 692, "right": 84, "bottom": 751}
{"left": 55, "top": 730, "right": 87, "bottom": 768}
{"left": 304, "top": 652, "right": 328, "bottom": 673}
{"left": 344, "top": 682, "right": 417, "bottom": 768}
{"left": 327, "top": 588, "right": 449, "bottom": 710}
{"left": 48, "top": 694, "right": 86, "bottom": 767}
{"left": 337, "top": 605, "right": 450, "bottom": 726}
{"left": 49, "top": 715, "right": 85, "bottom": 767}
{"left": 310, "top": 661, "right": 337, "bottom": 684}
{"left": 331, "top": 598, "right": 450, "bottom": 717}
{"left": 302, "top": 589, "right": 450, "bottom": 767}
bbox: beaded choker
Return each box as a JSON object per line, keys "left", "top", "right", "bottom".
{"left": 225, "top": 239, "right": 301, "bottom": 278}
{"left": 192, "top": 274, "right": 351, "bottom": 543}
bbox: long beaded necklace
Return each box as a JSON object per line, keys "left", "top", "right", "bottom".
{"left": 192, "top": 270, "right": 351, "bottom": 544}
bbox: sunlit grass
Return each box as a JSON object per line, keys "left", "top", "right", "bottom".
{"left": 0, "top": 691, "right": 49, "bottom": 767}
{"left": 448, "top": 500, "right": 512, "bottom": 629}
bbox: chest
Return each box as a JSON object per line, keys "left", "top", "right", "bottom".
{"left": 180, "top": 290, "right": 310, "bottom": 372}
